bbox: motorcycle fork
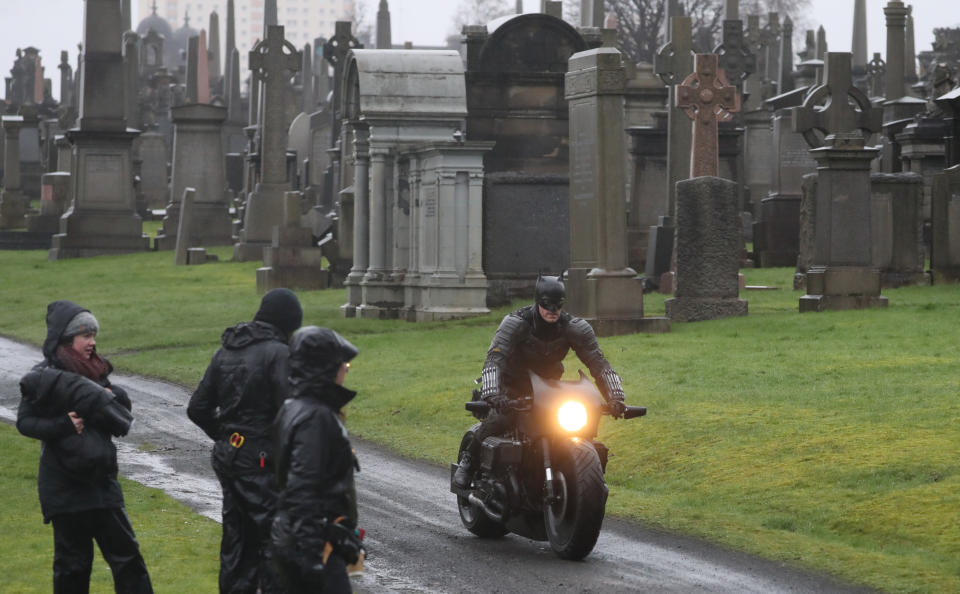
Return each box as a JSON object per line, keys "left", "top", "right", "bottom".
{"left": 541, "top": 437, "right": 558, "bottom": 504}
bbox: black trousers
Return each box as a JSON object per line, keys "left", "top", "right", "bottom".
{"left": 275, "top": 553, "right": 351, "bottom": 594}
{"left": 465, "top": 409, "right": 516, "bottom": 459}
{"left": 216, "top": 469, "right": 281, "bottom": 594}
{"left": 51, "top": 507, "right": 152, "bottom": 594}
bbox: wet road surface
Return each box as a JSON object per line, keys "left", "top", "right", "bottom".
{"left": 0, "top": 336, "right": 874, "bottom": 593}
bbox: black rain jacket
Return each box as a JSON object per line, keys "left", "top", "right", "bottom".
{"left": 16, "top": 300, "right": 132, "bottom": 522}
{"left": 188, "top": 321, "right": 291, "bottom": 474}
{"left": 272, "top": 376, "right": 358, "bottom": 557}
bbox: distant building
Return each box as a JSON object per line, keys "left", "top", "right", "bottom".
{"left": 135, "top": 0, "right": 355, "bottom": 73}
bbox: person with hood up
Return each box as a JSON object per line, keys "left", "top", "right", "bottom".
{"left": 188, "top": 288, "right": 302, "bottom": 593}
{"left": 17, "top": 300, "right": 153, "bottom": 593}
{"left": 271, "top": 326, "right": 363, "bottom": 593}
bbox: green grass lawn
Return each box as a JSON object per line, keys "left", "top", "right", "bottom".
{"left": 1, "top": 248, "right": 958, "bottom": 593}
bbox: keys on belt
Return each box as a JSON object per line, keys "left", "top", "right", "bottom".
{"left": 229, "top": 432, "right": 245, "bottom": 448}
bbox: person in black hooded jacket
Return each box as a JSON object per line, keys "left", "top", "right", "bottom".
{"left": 17, "top": 300, "right": 153, "bottom": 594}
{"left": 271, "top": 326, "right": 362, "bottom": 594}
{"left": 188, "top": 288, "right": 303, "bottom": 594}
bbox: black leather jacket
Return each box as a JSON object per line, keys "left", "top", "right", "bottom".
{"left": 480, "top": 305, "right": 625, "bottom": 403}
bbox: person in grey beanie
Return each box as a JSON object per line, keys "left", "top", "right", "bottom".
{"left": 17, "top": 300, "right": 153, "bottom": 593}
{"left": 188, "top": 288, "right": 303, "bottom": 594}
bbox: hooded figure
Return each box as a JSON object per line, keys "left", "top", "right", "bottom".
{"left": 17, "top": 300, "right": 153, "bottom": 593}
{"left": 453, "top": 273, "right": 628, "bottom": 489}
{"left": 272, "top": 326, "right": 362, "bottom": 593}
{"left": 188, "top": 288, "right": 302, "bottom": 594}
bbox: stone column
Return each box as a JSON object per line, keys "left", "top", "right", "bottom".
{"left": 655, "top": 17, "right": 694, "bottom": 217}
{"left": 852, "top": 0, "right": 868, "bottom": 75}
{"left": 565, "top": 46, "right": 653, "bottom": 336}
{"left": 883, "top": 1, "right": 907, "bottom": 101}
{"left": 342, "top": 126, "right": 370, "bottom": 317}
{"left": 365, "top": 145, "right": 389, "bottom": 279}
{"left": 0, "top": 116, "right": 25, "bottom": 229}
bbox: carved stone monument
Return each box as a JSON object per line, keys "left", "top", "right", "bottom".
{"left": 565, "top": 46, "right": 663, "bottom": 335}
{"left": 49, "top": 0, "right": 149, "bottom": 259}
{"left": 665, "top": 54, "right": 747, "bottom": 323}
{"left": 791, "top": 53, "right": 886, "bottom": 311}
{"left": 234, "top": 25, "right": 301, "bottom": 261}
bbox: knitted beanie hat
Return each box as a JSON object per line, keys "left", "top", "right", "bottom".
{"left": 253, "top": 288, "right": 303, "bottom": 336}
{"left": 63, "top": 311, "right": 99, "bottom": 339}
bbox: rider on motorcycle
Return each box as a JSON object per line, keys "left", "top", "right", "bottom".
{"left": 453, "top": 274, "right": 628, "bottom": 489}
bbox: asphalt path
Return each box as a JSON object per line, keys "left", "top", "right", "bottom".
{"left": 0, "top": 336, "right": 875, "bottom": 593}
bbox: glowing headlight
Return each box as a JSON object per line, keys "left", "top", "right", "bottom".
{"left": 557, "top": 401, "right": 588, "bottom": 432}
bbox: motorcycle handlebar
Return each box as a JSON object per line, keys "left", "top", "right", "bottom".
{"left": 467, "top": 400, "right": 646, "bottom": 419}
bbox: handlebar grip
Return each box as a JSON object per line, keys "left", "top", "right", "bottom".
{"left": 466, "top": 401, "right": 490, "bottom": 414}
{"left": 622, "top": 406, "right": 647, "bottom": 419}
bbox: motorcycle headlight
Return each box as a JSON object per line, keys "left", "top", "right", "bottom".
{"left": 557, "top": 401, "right": 588, "bottom": 432}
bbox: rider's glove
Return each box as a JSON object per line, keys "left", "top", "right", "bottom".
{"left": 487, "top": 394, "right": 511, "bottom": 413}
{"left": 607, "top": 396, "right": 626, "bottom": 419}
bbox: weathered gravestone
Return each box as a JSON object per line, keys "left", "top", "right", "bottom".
{"left": 257, "top": 191, "right": 328, "bottom": 292}
{"left": 25, "top": 172, "right": 71, "bottom": 233}
{"left": 664, "top": 54, "right": 748, "bottom": 322}
{"left": 791, "top": 52, "right": 886, "bottom": 311}
{"left": 565, "top": 46, "right": 665, "bottom": 335}
{"left": 234, "top": 25, "right": 301, "bottom": 262}
{"left": 49, "top": 0, "right": 149, "bottom": 260}
{"left": 462, "top": 13, "right": 589, "bottom": 303}
{"left": 930, "top": 86, "right": 960, "bottom": 282}
{"left": 0, "top": 116, "right": 27, "bottom": 229}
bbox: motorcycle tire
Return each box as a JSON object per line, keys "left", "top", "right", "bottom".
{"left": 544, "top": 438, "right": 608, "bottom": 560}
{"left": 456, "top": 424, "right": 508, "bottom": 538}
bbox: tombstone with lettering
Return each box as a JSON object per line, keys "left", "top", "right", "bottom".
{"left": 234, "top": 25, "right": 301, "bottom": 262}
{"left": 564, "top": 46, "right": 665, "bottom": 335}
{"left": 791, "top": 52, "right": 886, "bottom": 311}
{"left": 463, "top": 13, "right": 590, "bottom": 303}
{"left": 869, "top": 172, "right": 927, "bottom": 287}
{"left": 664, "top": 54, "right": 747, "bottom": 322}
{"left": 50, "top": 0, "right": 149, "bottom": 259}
{"left": 339, "top": 49, "right": 492, "bottom": 321}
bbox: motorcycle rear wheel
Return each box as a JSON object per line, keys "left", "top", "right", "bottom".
{"left": 544, "top": 439, "right": 608, "bottom": 560}
{"left": 456, "top": 426, "right": 508, "bottom": 538}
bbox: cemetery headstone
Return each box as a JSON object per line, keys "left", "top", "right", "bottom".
{"left": 665, "top": 54, "right": 747, "bottom": 322}
{"left": 256, "top": 191, "right": 329, "bottom": 291}
{"left": 565, "top": 46, "right": 665, "bottom": 335}
{"left": 49, "top": 0, "right": 149, "bottom": 259}
{"left": 791, "top": 52, "right": 886, "bottom": 311}
{"left": 234, "top": 25, "right": 301, "bottom": 261}
{"left": 0, "top": 116, "right": 26, "bottom": 229}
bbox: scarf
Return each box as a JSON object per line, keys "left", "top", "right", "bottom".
{"left": 56, "top": 344, "right": 111, "bottom": 382}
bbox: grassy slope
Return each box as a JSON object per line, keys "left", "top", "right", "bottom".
{"left": 1, "top": 249, "right": 958, "bottom": 592}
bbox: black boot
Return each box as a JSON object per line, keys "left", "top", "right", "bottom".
{"left": 453, "top": 452, "right": 475, "bottom": 489}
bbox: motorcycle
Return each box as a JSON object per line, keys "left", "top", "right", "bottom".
{"left": 449, "top": 371, "right": 645, "bottom": 560}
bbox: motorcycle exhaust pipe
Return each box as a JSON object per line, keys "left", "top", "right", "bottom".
{"left": 468, "top": 493, "right": 504, "bottom": 524}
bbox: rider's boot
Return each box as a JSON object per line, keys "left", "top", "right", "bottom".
{"left": 453, "top": 452, "right": 475, "bottom": 489}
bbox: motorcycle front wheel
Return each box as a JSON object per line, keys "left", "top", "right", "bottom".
{"left": 544, "top": 438, "right": 608, "bottom": 560}
{"left": 456, "top": 425, "right": 508, "bottom": 538}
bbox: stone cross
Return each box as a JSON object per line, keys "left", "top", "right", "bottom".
{"left": 714, "top": 18, "right": 755, "bottom": 88}
{"left": 792, "top": 52, "right": 881, "bottom": 149}
{"left": 655, "top": 16, "right": 694, "bottom": 213}
{"left": 676, "top": 54, "right": 740, "bottom": 178}
{"left": 867, "top": 52, "right": 886, "bottom": 98}
{"left": 249, "top": 25, "right": 301, "bottom": 185}
{"left": 323, "top": 22, "right": 361, "bottom": 145}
